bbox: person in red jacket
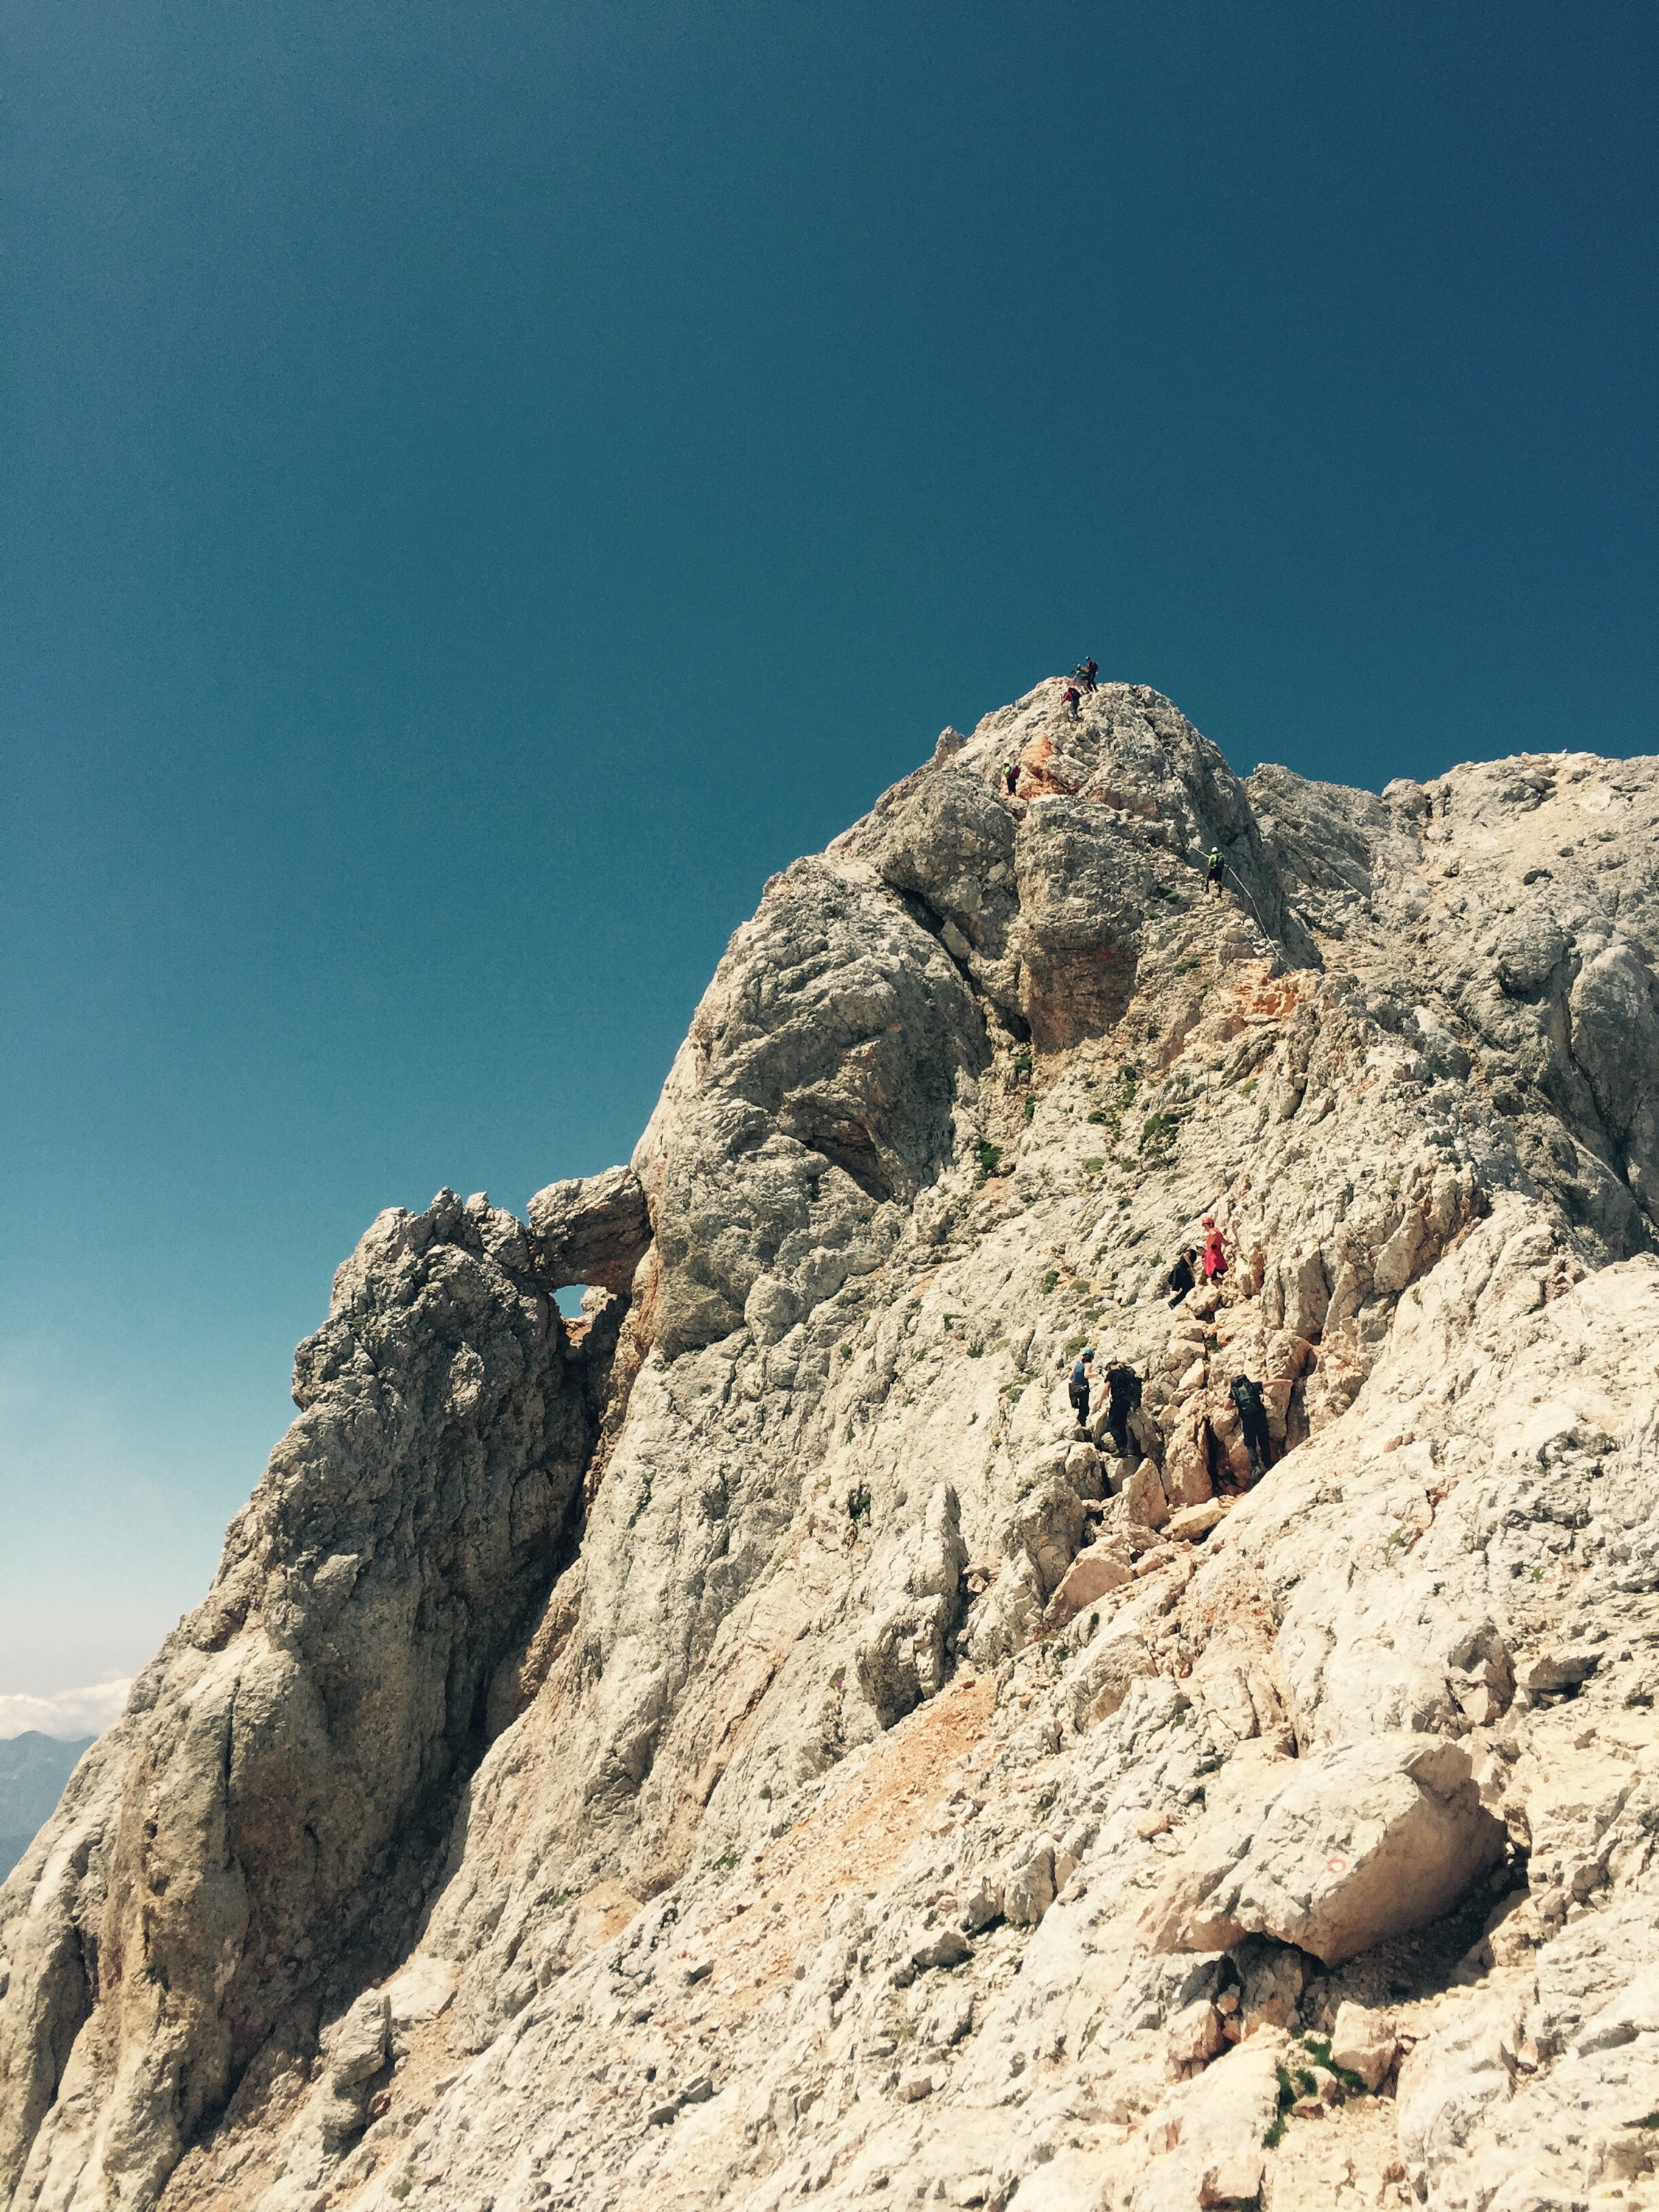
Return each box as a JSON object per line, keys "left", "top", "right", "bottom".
{"left": 1200, "top": 1216, "right": 1229, "bottom": 1282}
{"left": 1061, "top": 684, "right": 1081, "bottom": 721}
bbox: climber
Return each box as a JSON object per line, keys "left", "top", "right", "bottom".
{"left": 1200, "top": 1217, "right": 1228, "bottom": 1282}
{"left": 1102, "top": 1357, "right": 1142, "bottom": 1458}
{"left": 1062, "top": 683, "right": 1081, "bottom": 721}
{"left": 1074, "top": 658, "right": 1099, "bottom": 693}
{"left": 1165, "top": 1247, "right": 1198, "bottom": 1305}
{"left": 1206, "top": 847, "right": 1225, "bottom": 898}
{"left": 1068, "top": 1349, "right": 1096, "bottom": 1432}
{"left": 1229, "top": 1374, "right": 1274, "bottom": 1478}
{"left": 1002, "top": 759, "right": 1019, "bottom": 796}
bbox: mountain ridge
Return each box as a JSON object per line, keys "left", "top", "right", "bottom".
{"left": 3, "top": 677, "right": 1658, "bottom": 2212}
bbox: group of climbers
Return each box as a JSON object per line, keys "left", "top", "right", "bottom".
{"left": 1002, "top": 660, "right": 1099, "bottom": 781}
{"left": 1062, "top": 658, "right": 1098, "bottom": 721}
{"left": 1164, "top": 1219, "right": 1228, "bottom": 1303}
{"left": 1068, "top": 1211, "right": 1282, "bottom": 1484}
{"left": 992, "top": 671, "right": 1281, "bottom": 1489}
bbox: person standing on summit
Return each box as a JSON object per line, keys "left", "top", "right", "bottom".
{"left": 1074, "top": 658, "right": 1099, "bottom": 693}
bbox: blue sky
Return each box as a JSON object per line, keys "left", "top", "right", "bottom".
{"left": 3, "top": 1, "right": 1655, "bottom": 1713}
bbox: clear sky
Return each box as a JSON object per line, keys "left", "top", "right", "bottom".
{"left": 3, "top": 2, "right": 1655, "bottom": 1722}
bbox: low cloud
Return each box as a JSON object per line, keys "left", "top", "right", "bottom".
{"left": 0, "top": 1679, "right": 133, "bottom": 1741}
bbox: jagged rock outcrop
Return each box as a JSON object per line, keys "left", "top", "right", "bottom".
{"left": 0, "top": 1189, "right": 618, "bottom": 2208}
{"left": 4, "top": 678, "right": 1658, "bottom": 2212}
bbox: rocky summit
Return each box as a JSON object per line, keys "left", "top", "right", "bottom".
{"left": 5, "top": 678, "right": 1659, "bottom": 2212}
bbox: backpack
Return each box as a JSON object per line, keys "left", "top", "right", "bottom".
{"left": 1109, "top": 1364, "right": 1141, "bottom": 1409}
{"left": 1230, "top": 1376, "right": 1264, "bottom": 1418}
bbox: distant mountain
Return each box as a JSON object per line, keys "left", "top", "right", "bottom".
{"left": 0, "top": 1732, "right": 93, "bottom": 1880}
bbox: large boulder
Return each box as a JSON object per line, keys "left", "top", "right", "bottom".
{"left": 855, "top": 1484, "right": 968, "bottom": 1728}
{"left": 1046, "top": 1540, "right": 1133, "bottom": 1625}
{"left": 1124, "top": 2030, "right": 1288, "bottom": 2211}
{"left": 1144, "top": 1733, "right": 1506, "bottom": 1964}
{"left": 1121, "top": 1458, "right": 1169, "bottom": 1530}
{"left": 1006, "top": 1474, "right": 1088, "bottom": 1599}
{"left": 526, "top": 1164, "right": 651, "bottom": 1292}
{"left": 860, "top": 764, "right": 1018, "bottom": 958}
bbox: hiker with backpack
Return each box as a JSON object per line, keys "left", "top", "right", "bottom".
{"left": 1229, "top": 1374, "right": 1273, "bottom": 1478}
{"left": 1165, "top": 1247, "right": 1198, "bottom": 1306}
{"left": 1061, "top": 684, "right": 1082, "bottom": 721}
{"left": 1068, "top": 1349, "right": 1095, "bottom": 1432}
{"left": 1001, "top": 759, "right": 1019, "bottom": 796}
{"left": 1074, "top": 658, "right": 1099, "bottom": 693}
{"left": 1101, "top": 1357, "right": 1142, "bottom": 1458}
{"left": 1206, "top": 847, "right": 1225, "bottom": 898}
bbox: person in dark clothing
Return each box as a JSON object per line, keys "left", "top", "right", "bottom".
{"left": 1074, "top": 658, "right": 1099, "bottom": 692}
{"left": 1061, "top": 683, "right": 1082, "bottom": 720}
{"left": 1002, "top": 759, "right": 1019, "bottom": 796}
{"left": 1165, "top": 1248, "right": 1198, "bottom": 1306}
{"left": 1068, "top": 1350, "right": 1095, "bottom": 1431}
{"left": 1102, "top": 1359, "right": 1141, "bottom": 1456}
{"left": 1206, "top": 847, "right": 1225, "bottom": 898}
{"left": 1229, "top": 1374, "right": 1273, "bottom": 1478}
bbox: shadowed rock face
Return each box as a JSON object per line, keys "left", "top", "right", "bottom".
{"left": 4, "top": 680, "right": 1659, "bottom": 2212}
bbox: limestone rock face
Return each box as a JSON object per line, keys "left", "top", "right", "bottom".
{"left": 4, "top": 678, "right": 1659, "bottom": 2212}
{"left": 633, "top": 855, "right": 991, "bottom": 1359}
